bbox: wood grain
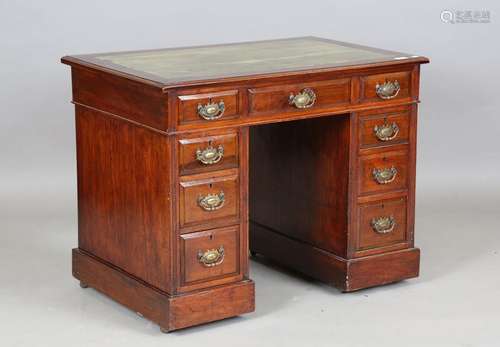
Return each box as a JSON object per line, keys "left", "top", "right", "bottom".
{"left": 73, "top": 249, "right": 254, "bottom": 332}
{"left": 249, "top": 115, "right": 350, "bottom": 257}
{"left": 75, "top": 105, "right": 173, "bottom": 293}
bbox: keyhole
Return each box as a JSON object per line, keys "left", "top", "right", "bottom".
{"left": 209, "top": 183, "right": 213, "bottom": 189}
{"left": 209, "top": 234, "right": 213, "bottom": 240}
{"left": 208, "top": 140, "right": 213, "bottom": 146}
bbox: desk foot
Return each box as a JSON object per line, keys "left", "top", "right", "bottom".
{"left": 72, "top": 248, "right": 255, "bottom": 332}
{"left": 250, "top": 222, "right": 420, "bottom": 292}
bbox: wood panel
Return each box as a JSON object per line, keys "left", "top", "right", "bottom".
{"left": 72, "top": 249, "right": 171, "bottom": 328}
{"left": 249, "top": 115, "right": 350, "bottom": 257}
{"left": 73, "top": 248, "right": 254, "bottom": 332}
{"left": 249, "top": 222, "right": 420, "bottom": 292}
{"left": 71, "top": 67, "right": 168, "bottom": 131}
{"left": 75, "top": 106, "right": 172, "bottom": 293}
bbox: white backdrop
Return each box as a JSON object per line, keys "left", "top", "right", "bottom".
{"left": 1, "top": 1, "right": 499, "bottom": 346}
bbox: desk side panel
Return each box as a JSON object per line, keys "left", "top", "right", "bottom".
{"left": 71, "top": 67, "right": 169, "bottom": 131}
{"left": 75, "top": 106, "right": 173, "bottom": 293}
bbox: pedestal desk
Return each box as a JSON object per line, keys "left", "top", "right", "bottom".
{"left": 61, "top": 37, "right": 429, "bottom": 332}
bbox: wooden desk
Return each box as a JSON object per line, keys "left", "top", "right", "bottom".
{"left": 61, "top": 37, "right": 429, "bottom": 332}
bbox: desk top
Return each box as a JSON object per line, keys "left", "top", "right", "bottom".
{"left": 62, "top": 37, "right": 428, "bottom": 88}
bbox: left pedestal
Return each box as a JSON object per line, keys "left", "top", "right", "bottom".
{"left": 71, "top": 83, "right": 253, "bottom": 332}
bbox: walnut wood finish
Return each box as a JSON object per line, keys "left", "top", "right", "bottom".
{"left": 75, "top": 106, "right": 173, "bottom": 293}
{"left": 62, "top": 37, "right": 428, "bottom": 332}
{"left": 358, "top": 110, "right": 410, "bottom": 148}
{"left": 179, "top": 225, "right": 241, "bottom": 291}
{"left": 248, "top": 78, "right": 351, "bottom": 116}
{"left": 249, "top": 222, "right": 419, "bottom": 291}
{"left": 177, "top": 89, "right": 240, "bottom": 125}
{"left": 179, "top": 169, "right": 240, "bottom": 229}
{"left": 356, "top": 196, "right": 408, "bottom": 253}
{"left": 358, "top": 149, "right": 409, "bottom": 195}
{"left": 178, "top": 130, "right": 239, "bottom": 175}
{"left": 73, "top": 248, "right": 254, "bottom": 332}
{"left": 360, "top": 70, "right": 411, "bottom": 103}
{"left": 250, "top": 116, "right": 350, "bottom": 257}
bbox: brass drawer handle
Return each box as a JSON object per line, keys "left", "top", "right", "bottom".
{"left": 198, "top": 246, "right": 225, "bottom": 267}
{"left": 371, "top": 216, "right": 396, "bottom": 234}
{"left": 198, "top": 191, "right": 225, "bottom": 211}
{"left": 374, "top": 122, "right": 399, "bottom": 141}
{"left": 289, "top": 88, "right": 316, "bottom": 109}
{"left": 197, "top": 100, "right": 225, "bottom": 120}
{"left": 196, "top": 145, "right": 224, "bottom": 165}
{"left": 375, "top": 80, "right": 400, "bottom": 100}
{"left": 372, "top": 167, "right": 398, "bottom": 184}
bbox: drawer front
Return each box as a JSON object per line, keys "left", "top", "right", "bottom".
{"left": 359, "top": 150, "right": 408, "bottom": 195}
{"left": 359, "top": 111, "right": 410, "bottom": 148}
{"left": 248, "top": 78, "right": 351, "bottom": 117}
{"left": 357, "top": 197, "right": 407, "bottom": 252}
{"left": 178, "top": 131, "right": 239, "bottom": 176}
{"left": 361, "top": 71, "right": 411, "bottom": 103}
{"left": 179, "top": 170, "right": 239, "bottom": 228}
{"left": 180, "top": 226, "right": 240, "bottom": 289}
{"left": 177, "top": 90, "right": 239, "bottom": 125}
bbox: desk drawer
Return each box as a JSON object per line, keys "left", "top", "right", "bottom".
{"left": 248, "top": 78, "right": 351, "bottom": 117}
{"left": 360, "top": 71, "right": 411, "bottom": 103}
{"left": 359, "top": 111, "right": 410, "bottom": 148}
{"left": 356, "top": 197, "right": 408, "bottom": 253}
{"left": 179, "top": 170, "right": 239, "bottom": 229}
{"left": 359, "top": 150, "right": 408, "bottom": 195}
{"left": 178, "top": 131, "right": 239, "bottom": 176}
{"left": 177, "top": 89, "right": 240, "bottom": 125}
{"left": 180, "top": 226, "right": 240, "bottom": 290}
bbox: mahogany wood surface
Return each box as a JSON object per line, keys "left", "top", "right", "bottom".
{"left": 358, "top": 149, "right": 409, "bottom": 195}
{"left": 249, "top": 116, "right": 350, "bottom": 257}
{"left": 249, "top": 222, "right": 419, "bottom": 292}
{"left": 75, "top": 105, "right": 173, "bottom": 293}
{"left": 358, "top": 110, "right": 410, "bottom": 148}
{"left": 178, "top": 129, "right": 239, "bottom": 175}
{"left": 177, "top": 89, "right": 240, "bottom": 125}
{"left": 73, "top": 248, "right": 255, "bottom": 332}
{"left": 62, "top": 37, "right": 428, "bottom": 332}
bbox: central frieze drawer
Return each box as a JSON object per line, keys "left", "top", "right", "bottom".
{"left": 248, "top": 78, "right": 351, "bottom": 116}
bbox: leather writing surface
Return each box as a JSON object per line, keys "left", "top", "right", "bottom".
{"left": 88, "top": 37, "right": 413, "bottom": 84}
